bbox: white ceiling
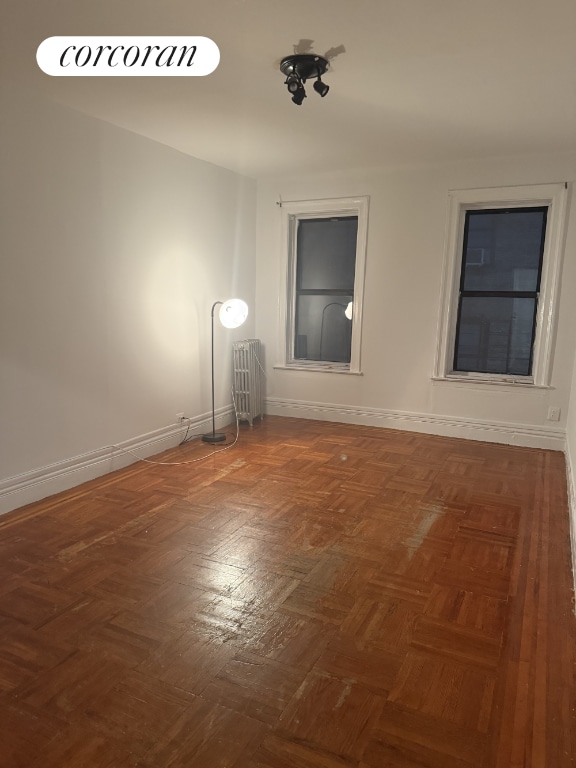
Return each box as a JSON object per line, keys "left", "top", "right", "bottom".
{"left": 3, "top": 0, "right": 576, "bottom": 179}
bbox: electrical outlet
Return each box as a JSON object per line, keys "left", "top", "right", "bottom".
{"left": 176, "top": 412, "right": 185, "bottom": 423}
{"left": 547, "top": 406, "right": 561, "bottom": 422}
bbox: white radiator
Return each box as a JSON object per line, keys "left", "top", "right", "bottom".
{"left": 232, "top": 339, "right": 264, "bottom": 426}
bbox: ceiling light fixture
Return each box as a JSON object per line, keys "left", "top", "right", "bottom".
{"left": 280, "top": 54, "right": 330, "bottom": 106}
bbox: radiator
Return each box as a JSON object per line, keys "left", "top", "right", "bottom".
{"left": 232, "top": 339, "right": 264, "bottom": 426}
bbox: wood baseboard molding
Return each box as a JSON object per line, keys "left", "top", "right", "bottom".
{"left": 266, "top": 397, "right": 566, "bottom": 451}
{"left": 0, "top": 407, "right": 234, "bottom": 516}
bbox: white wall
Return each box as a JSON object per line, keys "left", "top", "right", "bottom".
{"left": 256, "top": 153, "right": 576, "bottom": 448}
{"left": 0, "top": 84, "right": 256, "bottom": 513}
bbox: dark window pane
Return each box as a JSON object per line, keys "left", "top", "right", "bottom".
{"left": 462, "top": 208, "right": 547, "bottom": 292}
{"left": 294, "top": 215, "right": 357, "bottom": 364}
{"left": 454, "top": 296, "right": 536, "bottom": 376}
{"left": 295, "top": 295, "right": 353, "bottom": 363}
{"left": 297, "top": 217, "right": 357, "bottom": 291}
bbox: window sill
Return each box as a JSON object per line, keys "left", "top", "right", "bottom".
{"left": 431, "top": 374, "right": 551, "bottom": 390}
{"left": 274, "top": 364, "right": 363, "bottom": 375}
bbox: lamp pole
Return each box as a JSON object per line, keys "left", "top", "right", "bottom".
{"left": 203, "top": 301, "right": 226, "bottom": 443}
{"left": 202, "top": 298, "right": 248, "bottom": 444}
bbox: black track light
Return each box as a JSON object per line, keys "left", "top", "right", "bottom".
{"left": 280, "top": 54, "right": 330, "bottom": 106}
{"left": 313, "top": 78, "right": 329, "bottom": 97}
{"left": 291, "top": 84, "right": 306, "bottom": 105}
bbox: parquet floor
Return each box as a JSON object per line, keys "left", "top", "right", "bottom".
{"left": 0, "top": 416, "right": 575, "bottom": 767}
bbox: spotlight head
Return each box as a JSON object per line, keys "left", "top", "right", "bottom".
{"left": 313, "top": 79, "right": 329, "bottom": 98}
{"left": 285, "top": 74, "right": 300, "bottom": 94}
{"left": 291, "top": 84, "right": 306, "bottom": 105}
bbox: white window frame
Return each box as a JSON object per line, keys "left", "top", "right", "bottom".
{"left": 278, "top": 196, "right": 369, "bottom": 374}
{"left": 434, "top": 183, "right": 569, "bottom": 387}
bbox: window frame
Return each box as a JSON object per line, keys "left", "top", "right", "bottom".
{"left": 279, "top": 196, "right": 369, "bottom": 374}
{"left": 434, "top": 183, "right": 569, "bottom": 387}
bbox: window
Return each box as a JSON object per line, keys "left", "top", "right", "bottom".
{"left": 279, "top": 197, "right": 369, "bottom": 373}
{"left": 454, "top": 207, "right": 547, "bottom": 376}
{"left": 435, "top": 184, "right": 568, "bottom": 386}
{"left": 294, "top": 216, "right": 356, "bottom": 364}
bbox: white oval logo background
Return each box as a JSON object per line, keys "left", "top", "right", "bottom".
{"left": 37, "top": 36, "right": 220, "bottom": 76}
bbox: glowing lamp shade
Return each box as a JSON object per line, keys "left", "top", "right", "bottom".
{"left": 219, "top": 298, "right": 248, "bottom": 329}
{"left": 345, "top": 301, "right": 353, "bottom": 320}
{"left": 203, "top": 298, "right": 249, "bottom": 444}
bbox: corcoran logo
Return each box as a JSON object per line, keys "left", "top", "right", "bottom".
{"left": 36, "top": 36, "right": 220, "bottom": 76}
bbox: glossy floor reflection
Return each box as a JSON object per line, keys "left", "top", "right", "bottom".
{"left": 0, "top": 417, "right": 574, "bottom": 767}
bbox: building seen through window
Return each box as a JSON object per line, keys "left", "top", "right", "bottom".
{"left": 453, "top": 207, "right": 547, "bottom": 376}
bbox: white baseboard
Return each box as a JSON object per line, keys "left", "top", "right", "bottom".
{"left": 0, "top": 407, "right": 234, "bottom": 517}
{"left": 565, "top": 440, "right": 576, "bottom": 600}
{"left": 265, "top": 397, "right": 566, "bottom": 451}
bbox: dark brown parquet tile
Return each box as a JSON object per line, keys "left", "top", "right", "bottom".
{"left": 0, "top": 416, "right": 574, "bottom": 767}
{"left": 340, "top": 594, "right": 421, "bottom": 652}
{"left": 380, "top": 544, "right": 447, "bottom": 583}
{"left": 202, "top": 651, "right": 303, "bottom": 724}
{"left": 136, "top": 627, "right": 239, "bottom": 694}
{"left": 280, "top": 582, "right": 355, "bottom": 625}
{"left": 86, "top": 670, "right": 196, "bottom": 754}
{"left": 442, "top": 455, "right": 486, "bottom": 478}
{"left": 0, "top": 582, "right": 80, "bottom": 628}
{"left": 231, "top": 569, "right": 300, "bottom": 615}
{"left": 245, "top": 736, "right": 355, "bottom": 768}
{"left": 0, "top": 623, "right": 74, "bottom": 693}
{"left": 315, "top": 635, "right": 403, "bottom": 696}
{"left": 139, "top": 696, "right": 267, "bottom": 768}
{"left": 15, "top": 649, "right": 126, "bottom": 719}
{"left": 435, "top": 558, "right": 512, "bottom": 600}
{"left": 36, "top": 595, "right": 120, "bottom": 647}
{"left": 0, "top": 698, "right": 70, "bottom": 768}
{"left": 362, "top": 703, "right": 488, "bottom": 768}
{"left": 135, "top": 580, "right": 215, "bottom": 627}
{"left": 85, "top": 568, "right": 165, "bottom": 609}
{"left": 388, "top": 649, "right": 496, "bottom": 731}
{"left": 75, "top": 610, "right": 182, "bottom": 667}
{"left": 154, "top": 550, "right": 245, "bottom": 592}
{"left": 303, "top": 552, "right": 379, "bottom": 595}
{"left": 32, "top": 556, "right": 118, "bottom": 592}
{"left": 411, "top": 616, "right": 503, "bottom": 669}
{"left": 424, "top": 584, "right": 508, "bottom": 639}
{"left": 277, "top": 670, "right": 385, "bottom": 761}
{"left": 462, "top": 502, "right": 521, "bottom": 537}
{"left": 29, "top": 721, "right": 141, "bottom": 768}
{"left": 254, "top": 614, "right": 334, "bottom": 669}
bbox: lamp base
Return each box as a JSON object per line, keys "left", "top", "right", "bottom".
{"left": 202, "top": 432, "right": 227, "bottom": 444}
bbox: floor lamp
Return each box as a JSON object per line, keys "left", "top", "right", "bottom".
{"left": 202, "top": 298, "right": 249, "bottom": 444}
